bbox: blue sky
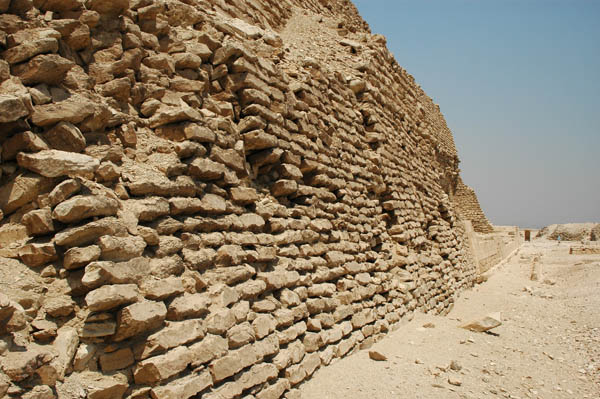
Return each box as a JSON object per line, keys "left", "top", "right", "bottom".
{"left": 353, "top": 0, "right": 600, "bottom": 228}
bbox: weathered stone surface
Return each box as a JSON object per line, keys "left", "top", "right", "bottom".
{"left": 55, "top": 217, "right": 126, "bottom": 247}
{"left": 63, "top": 245, "right": 101, "bottom": 270}
{"left": 78, "top": 372, "right": 128, "bottom": 399}
{"left": 98, "top": 235, "right": 146, "bottom": 261}
{"left": 150, "top": 371, "right": 213, "bottom": 399}
{"left": 0, "top": 94, "right": 29, "bottom": 123}
{"left": 2, "top": 38, "right": 58, "bottom": 64}
{"left": 189, "top": 334, "right": 228, "bottom": 367}
{"left": 13, "top": 54, "right": 74, "bottom": 85}
{"left": 167, "top": 293, "right": 211, "bottom": 320}
{"left": 113, "top": 300, "right": 167, "bottom": 341}
{"left": 88, "top": 0, "right": 129, "bottom": 15}
{"left": 53, "top": 195, "right": 118, "bottom": 224}
{"left": 2, "top": 131, "right": 49, "bottom": 160}
{"left": 22, "top": 208, "right": 54, "bottom": 236}
{"left": 44, "top": 122, "right": 86, "bottom": 153}
{"left": 0, "top": 346, "right": 54, "bottom": 382}
{"left": 44, "top": 295, "right": 75, "bottom": 317}
{"left": 30, "top": 95, "right": 98, "bottom": 127}
{"left": 123, "top": 197, "right": 169, "bottom": 222}
{"left": 141, "top": 319, "right": 205, "bottom": 359}
{"left": 0, "top": 173, "right": 54, "bottom": 215}
{"left": 99, "top": 347, "right": 134, "bottom": 372}
{"left": 47, "top": 179, "right": 80, "bottom": 207}
{"left": 18, "top": 150, "right": 100, "bottom": 178}
{"left": 18, "top": 242, "right": 58, "bottom": 267}
{"left": 271, "top": 179, "right": 297, "bottom": 197}
{"left": 189, "top": 158, "right": 226, "bottom": 180}
{"left": 141, "top": 276, "right": 185, "bottom": 300}
{"left": 210, "top": 344, "right": 260, "bottom": 382}
{"left": 134, "top": 346, "right": 192, "bottom": 384}
{"left": 85, "top": 284, "right": 139, "bottom": 312}
{"left": 243, "top": 130, "right": 278, "bottom": 151}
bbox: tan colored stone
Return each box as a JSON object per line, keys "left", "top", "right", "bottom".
{"left": 85, "top": 284, "right": 139, "bottom": 312}
{"left": 271, "top": 179, "right": 298, "bottom": 196}
{"left": 98, "top": 235, "right": 146, "bottom": 262}
{"left": 44, "top": 122, "right": 86, "bottom": 153}
{"left": 18, "top": 150, "right": 100, "bottom": 179}
{"left": 13, "top": 54, "right": 74, "bottom": 85}
{"left": 189, "top": 334, "right": 228, "bottom": 367}
{"left": 209, "top": 344, "right": 260, "bottom": 382}
{"left": 63, "top": 245, "right": 101, "bottom": 270}
{"left": 0, "top": 173, "right": 54, "bottom": 215}
{"left": 460, "top": 312, "right": 502, "bottom": 332}
{"left": 2, "top": 38, "right": 58, "bottom": 65}
{"left": 141, "top": 319, "right": 205, "bottom": 359}
{"left": 167, "top": 293, "right": 210, "bottom": 320}
{"left": 22, "top": 207, "right": 54, "bottom": 236}
{"left": 53, "top": 195, "right": 118, "bottom": 224}
{"left": 99, "top": 348, "right": 134, "bottom": 372}
{"left": 134, "top": 346, "right": 192, "bottom": 384}
{"left": 150, "top": 371, "right": 212, "bottom": 399}
{"left": 18, "top": 242, "right": 57, "bottom": 267}
{"left": 113, "top": 300, "right": 167, "bottom": 342}
{"left": 0, "top": 94, "right": 30, "bottom": 123}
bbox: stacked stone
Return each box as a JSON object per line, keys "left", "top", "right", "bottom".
{"left": 453, "top": 178, "right": 494, "bottom": 234}
{"left": 0, "top": 1, "right": 477, "bottom": 398}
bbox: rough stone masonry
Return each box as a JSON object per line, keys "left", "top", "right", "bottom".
{"left": 0, "top": 0, "right": 489, "bottom": 398}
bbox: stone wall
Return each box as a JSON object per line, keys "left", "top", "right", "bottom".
{"left": 463, "top": 222, "right": 522, "bottom": 274}
{"left": 0, "top": 1, "right": 481, "bottom": 398}
{"left": 453, "top": 177, "right": 494, "bottom": 234}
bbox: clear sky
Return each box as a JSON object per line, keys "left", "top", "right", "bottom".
{"left": 353, "top": 0, "right": 600, "bottom": 228}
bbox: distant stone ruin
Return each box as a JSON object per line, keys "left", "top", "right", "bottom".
{"left": 453, "top": 177, "right": 493, "bottom": 234}
{"left": 537, "top": 223, "right": 600, "bottom": 241}
{"left": 0, "top": 1, "right": 513, "bottom": 398}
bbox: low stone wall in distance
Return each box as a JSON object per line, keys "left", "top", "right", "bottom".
{"left": 463, "top": 222, "right": 522, "bottom": 274}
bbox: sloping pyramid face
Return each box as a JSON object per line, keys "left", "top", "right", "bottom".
{"left": 0, "top": 0, "right": 485, "bottom": 397}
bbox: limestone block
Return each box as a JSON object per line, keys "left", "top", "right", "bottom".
{"left": 271, "top": 179, "right": 297, "bottom": 197}
{"left": 188, "top": 158, "right": 226, "bottom": 180}
{"left": 113, "top": 300, "right": 167, "bottom": 342}
{"left": 205, "top": 308, "right": 236, "bottom": 335}
{"left": 99, "top": 347, "right": 134, "bottom": 372}
{"left": 0, "top": 94, "right": 30, "bottom": 123}
{"left": 98, "top": 235, "right": 146, "bottom": 262}
{"left": 13, "top": 54, "right": 74, "bottom": 85}
{"left": 134, "top": 346, "right": 192, "bottom": 384}
{"left": 44, "top": 121, "right": 86, "bottom": 153}
{"left": 141, "top": 319, "right": 205, "bottom": 359}
{"left": 0, "top": 173, "right": 54, "bottom": 215}
{"left": 53, "top": 195, "right": 118, "bottom": 224}
{"left": 141, "top": 276, "right": 185, "bottom": 300}
{"left": 243, "top": 129, "right": 278, "bottom": 151}
{"left": 21, "top": 385, "right": 55, "bottom": 399}
{"left": 209, "top": 344, "right": 260, "bottom": 382}
{"left": 189, "top": 334, "right": 228, "bottom": 367}
{"left": 18, "top": 242, "right": 58, "bottom": 268}
{"left": 47, "top": 178, "right": 80, "bottom": 207}
{"left": 2, "top": 131, "right": 49, "bottom": 161}
{"left": 77, "top": 372, "right": 128, "bottom": 399}
{"left": 227, "top": 322, "right": 256, "bottom": 348}
{"left": 0, "top": 346, "right": 55, "bottom": 382}
{"left": 84, "top": 284, "right": 139, "bottom": 312}
{"left": 18, "top": 150, "right": 100, "bottom": 179}
{"left": 150, "top": 371, "right": 213, "bottom": 399}
{"left": 230, "top": 186, "right": 258, "bottom": 204}
{"left": 88, "top": 0, "right": 129, "bottom": 15}
{"left": 43, "top": 295, "right": 75, "bottom": 317}
{"left": 22, "top": 208, "right": 54, "bottom": 236}
{"left": 167, "top": 293, "right": 210, "bottom": 320}
{"left": 63, "top": 245, "right": 101, "bottom": 270}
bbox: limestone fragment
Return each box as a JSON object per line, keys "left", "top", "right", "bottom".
{"left": 460, "top": 312, "right": 502, "bottom": 332}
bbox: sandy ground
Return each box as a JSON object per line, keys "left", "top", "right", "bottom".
{"left": 299, "top": 240, "right": 600, "bottom": 399}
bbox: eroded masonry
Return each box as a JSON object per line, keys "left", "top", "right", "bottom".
{"left": 0, "top": 1, "right": 511, "bottom": 398}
